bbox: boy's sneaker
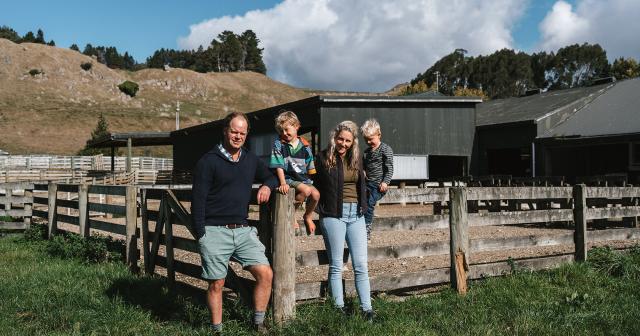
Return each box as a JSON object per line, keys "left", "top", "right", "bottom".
{"left": 253, "top": 322, "right": 268, "bottom": 334}
{"left": 362, "top": 310, "right": 375, "bottom": 323}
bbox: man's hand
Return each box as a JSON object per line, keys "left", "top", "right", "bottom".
{"left": 257, "top": 185, "right": 272, "bottom": 204}
{"left": 305, "top": 221, "right": 316, "bottom": 235}
{"left": 277, "top": 183, "right": 290, "bottom": 195}
{"left": 379, "top": 182, "right": 389, "bottom": 193}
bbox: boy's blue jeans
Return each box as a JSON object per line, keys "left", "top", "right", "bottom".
{"left": 365, "top": 182, "right": 387, "bottom": 234}
{"left": 320, "top": 203, "right": 372, "bottom": 311}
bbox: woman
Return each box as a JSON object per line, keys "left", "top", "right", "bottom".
{"left": 314, "top": 120, "right": 374, "bottom": 320}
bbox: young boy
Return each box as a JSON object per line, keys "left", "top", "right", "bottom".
{"left": 361, "top": 118, "right": 394, "bottom": 241}
{"left": 270, "top": 110, "right": 320, "bottom": 234}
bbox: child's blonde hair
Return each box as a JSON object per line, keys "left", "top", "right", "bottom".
{"left": 274, "top": 110, "right": 300, "bottom": 132}
{"left": 360, "top": 118, "right": 381, "bottom": 137}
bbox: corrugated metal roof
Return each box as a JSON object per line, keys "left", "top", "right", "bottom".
{"left": 476, "top": 82, "right": 613, "bottom": 126}
{"left": 540, "top": 77, "right": 640, "bottom": 138}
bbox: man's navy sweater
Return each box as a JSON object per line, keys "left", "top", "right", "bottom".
{"left": 191, "top": 145, "right": 278, "bottom": 237}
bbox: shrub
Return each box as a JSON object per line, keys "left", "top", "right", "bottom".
{"left": 588, "top": 246, "right": 640, "bottom": 280}
{"left": 80, "top": 62, "right": 92, "bottom": 71}
{"left": 28, "top": 69, "right": 42, "bottom": 76}
{"left": 118, "top": 80, "right": 139, "bottom": 97}
{"left": 22, "top": 224, "right": 48, "bottom": 241}
{"left": 45, "top": 232, "right": 118, "bottom": 263}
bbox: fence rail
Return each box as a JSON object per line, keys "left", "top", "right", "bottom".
{"left": 23, "top": 182, "right": 640, "bottom": 324}
{"left": 0, "top": 182, "right": 34, "bottom": 231}
{"left": 0, "top": 155, "right": 172, "bottom": 171}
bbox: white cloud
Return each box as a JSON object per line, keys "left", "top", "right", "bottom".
{"left": 179, "top": 0, "right": 527, "bottom": 92}
{"left": 539, "top": 0, "right": 640, "bottom": 60}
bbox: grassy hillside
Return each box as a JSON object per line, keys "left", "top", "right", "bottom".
{"left": 0, "top": 38, "right": 311, "bottom": 155}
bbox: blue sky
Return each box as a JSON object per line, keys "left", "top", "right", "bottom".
{"left": 2, "top": 0, "right": 636, "bottom": 92}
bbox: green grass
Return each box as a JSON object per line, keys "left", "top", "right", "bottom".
{"left": 1, "top": 230, "right": 640, "bottom": 335}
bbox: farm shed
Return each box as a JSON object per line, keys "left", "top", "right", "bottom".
{"left": 473, "top": 77, "right": 640, "bottom": 184}
{"left": 171, "top": 95, "right": 481, "bottom": 182}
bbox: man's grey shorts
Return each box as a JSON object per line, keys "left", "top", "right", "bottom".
{"left": 198, "top": 225, "right": 270, "bottom": 280}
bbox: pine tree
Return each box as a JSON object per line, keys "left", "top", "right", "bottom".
{"left": 0, "top": 25, "right": 21, "bottom": 42}
{"left": 78, "top": 114, "right": 114, "bottom": 156}
{"left": 70, "top": 44, "right": 80, "bottom": 52}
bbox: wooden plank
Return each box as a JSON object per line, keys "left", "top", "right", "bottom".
{"left": 295, "top": 240, "right": 450, "bottom": 267}
{"left": 586, "top": 206, "right": 640, "bottom": 220}
{"left": 449, "top": 187, "right": 469, "bottom": 294}
{"left": 148, "top": 197, "right": 166, "bottom": 274}
{"left": 88, "top": 185, "right": 127, "bottom": 196}
{"left": 471, "top": 232, "right": 574, "bottom": 253}
{"left": 140, "top": 189, "right": 151, "bottom": 275}
{"left": 588, "top": 228, "right": 640, "bottom": 242}
{"left": 0, "top": 182, "right": 35, "bottom": 189}
{"left": 165, "top": 210, "right": 176, "bottom": 288}
{"left": 0, "top": 221, "right": 27, "bottom": 230}
{"left": 467, "top": 187, "right": 572, "bottom": 201}
{"left": 0, "top": 195, "right": 31, "bottom": 204}
{"left": 586, "top": 187, "right": 640, "bottom": 199}
{"left": 87, "top": 202, "right": 126, "bottom": 216}
{"left": 573, "top": 185, "right": 587, "bottom": 262}
{"left": 89, "top": 219, "right": 126, "bottom": 235}
{"left": 33, "top": 196, "right": 48, "bottom": 205}
{"left": 155, "top": 256, "right": 202, "bottom": 279}
{"left": 56, "top": 198, "right": 79, "bottom": 210}
{"left": 125, "top": 186, "right": 139, "bottom": 273}
{"left": 78, "top": 184, "right": 89, "bottom": 238}
{"left": 272, "top": 190, "right": 296, "bottom": 324}
{"left": 32, "top": 209, "right": 47, "bottom": 219}
{"left": 469, "top": 209, "right": 573, "bottom": 227}
{"left": 0, "top": 209, "right": 31, "bottom": 217}
{"left": 165, "top": 190, "right": 197, "bottom": 239}
{"left": 374, "top": 215, "right": 449, "bottom": 231}
{"left": 57, "top": 213, "right": 80, "bottom": 226}
{"left": 296, "top": 254, "right": 575, "bottom": 300}
{"left": 379, "top": 188, "right": 449, "bottom": 204}
{"left": 23, "top": 188, "right": 32, "bottom": 227}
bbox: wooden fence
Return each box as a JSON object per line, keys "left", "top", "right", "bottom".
{"left": 0, "top": 155, "right": 172, "bottom": 171}
{"left": 0, "top": 169, "right": 174, "bottom": 185}
{"left": 0, "top": 182, "right": 33, "bottom": 230}
{"left": 28, "top": 183, "right": 640, "bottom": 323}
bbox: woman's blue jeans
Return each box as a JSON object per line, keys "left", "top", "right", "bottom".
{"left": 320, "top": 203, "right": 372, "bottom": 311}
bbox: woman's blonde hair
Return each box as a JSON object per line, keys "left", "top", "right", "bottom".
{"left": 360, "top": 118, "right": 381, "bottom": 137}
{"left": 325, "top": 120, "right": 360, "bottom": 170}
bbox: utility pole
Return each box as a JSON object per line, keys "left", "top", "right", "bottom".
{"left": 175, "top": 101, "right": 180, "bottom": 130}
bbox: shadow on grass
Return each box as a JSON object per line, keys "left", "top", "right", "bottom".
{"left": 105, "top": 276, "right": 251, "bottom": 327}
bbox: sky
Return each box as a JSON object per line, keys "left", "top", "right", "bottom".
{"left": 2, "top": 0, "right": 639, "bottom": 92}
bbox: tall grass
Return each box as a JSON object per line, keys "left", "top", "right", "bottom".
{"left": 1, "top": 227, "right": 639, "bottom": 335}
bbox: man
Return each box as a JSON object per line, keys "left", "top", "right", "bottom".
{"left": 192, "top": 112, "right": 278, "bottom": 333}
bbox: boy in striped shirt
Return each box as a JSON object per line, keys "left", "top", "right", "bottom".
{"left": 361, "top": 119, "right": 394, "bottom": 241}
{"left": 270, "top": 110, "right": 319, "bottom": 234}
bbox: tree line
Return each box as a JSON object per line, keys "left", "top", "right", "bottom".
{"left": 0, "top": 26, "right": 55, "bottom": 46}
{"left": 0, "top": 25, "right": 266, "bottom": 74}
{"left": 410, "top": 43, "right": 640, "bottom": 99}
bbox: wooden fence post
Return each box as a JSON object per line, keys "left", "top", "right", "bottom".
{"left": 3, "top": 187, "right": 10, "bottom": 213}
{"left": 125, "top": 186, "right": 139, "bottom": 273}
{"left": 23, "top": 187, "right": 33, "bottom": 229}
{"left": 47, "top": 182, "right": 58, "bottom": 238}
{"left": 573, "top": 184, "right": 587, "bottom": 262}
{"left": 78, "top": 184, "right": 90, "bottom": 238}
{"left": 449, "top": 187, "right": 469, "bottom": 295}
{"left": 140, "top": 189, "right": 151, "bottom": 274}
{"left": 272, "top": 190, "right": 296, "bottom": 324}
{"left": 165, "top": 208, "right": 176, "bottom": 289}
